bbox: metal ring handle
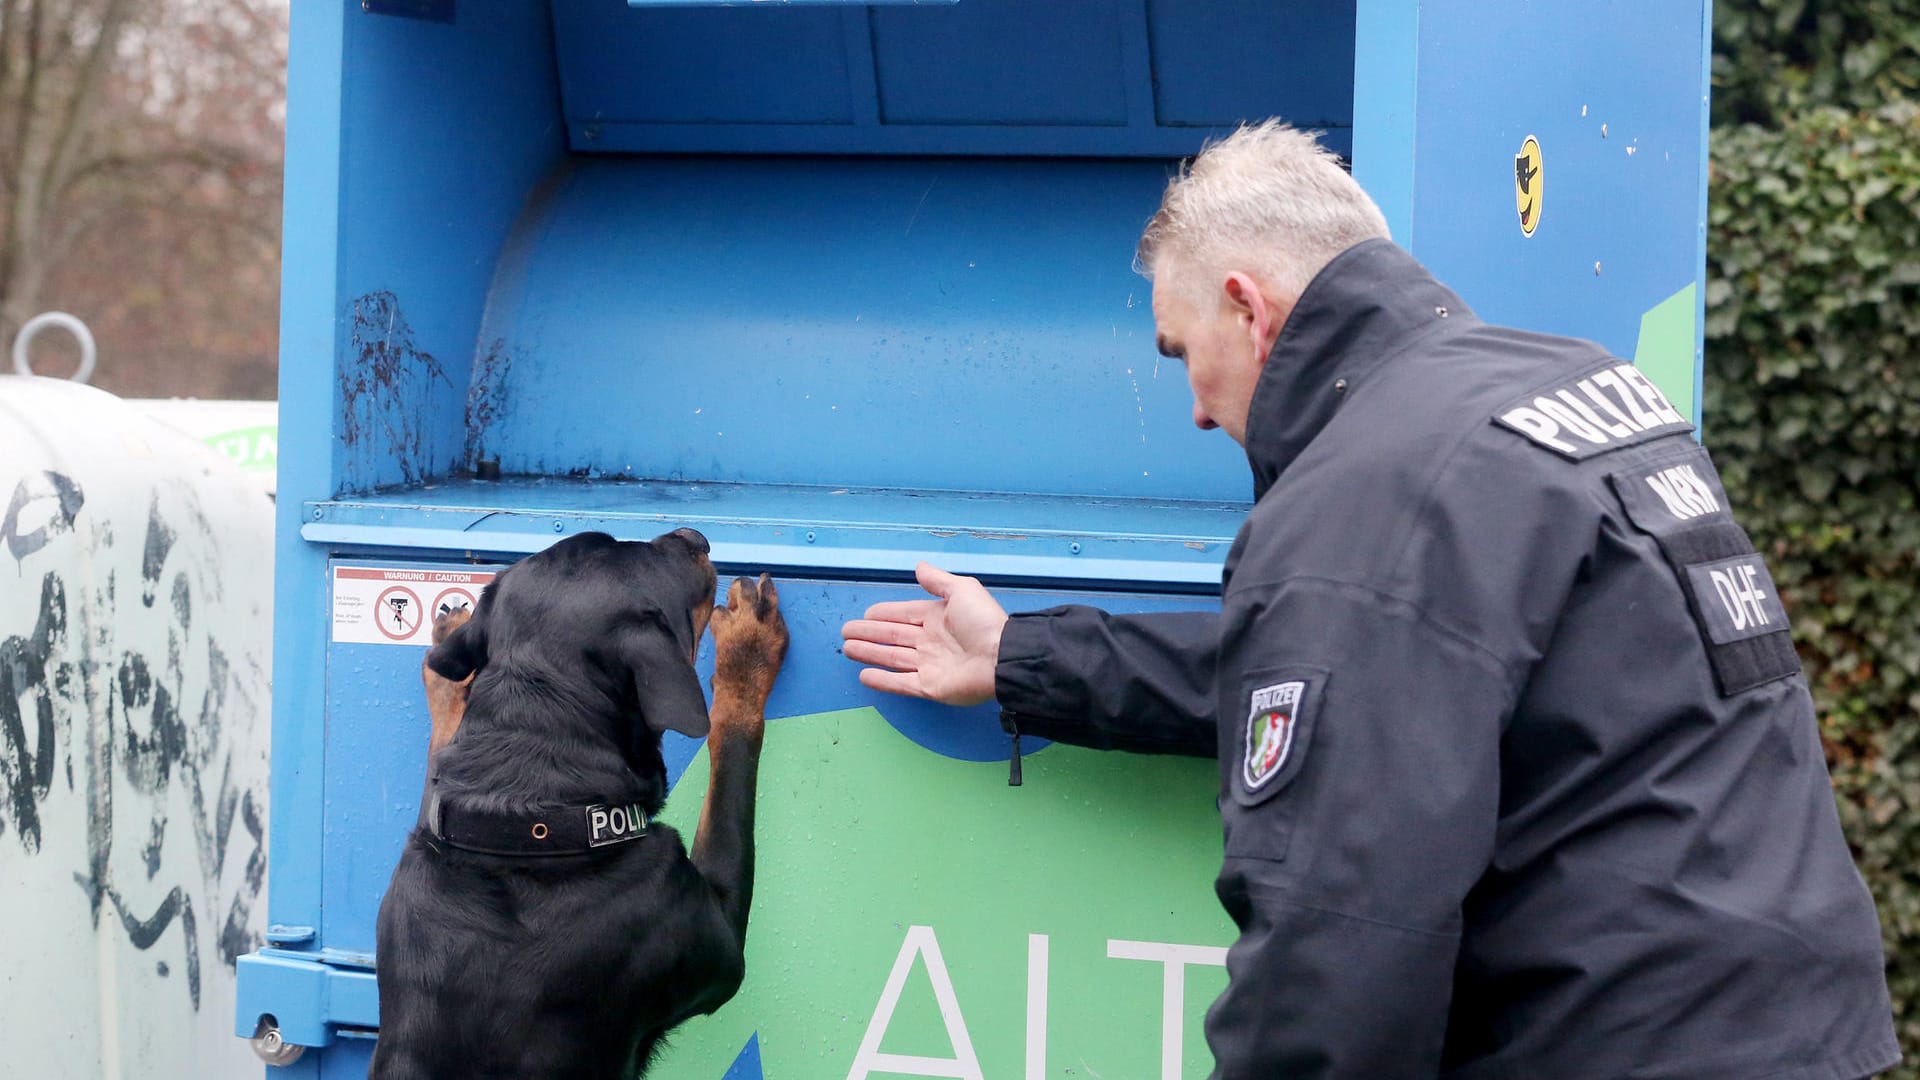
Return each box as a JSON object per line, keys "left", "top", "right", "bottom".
{"left": 12, "top": 311, "right": 97, "bottom": 383}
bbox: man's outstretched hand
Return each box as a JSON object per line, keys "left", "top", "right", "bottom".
{"left": 841, "top": 562, "right": 1008, "bottom": 706}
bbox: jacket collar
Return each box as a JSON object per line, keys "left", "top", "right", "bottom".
{"left": 1242, "top": 239, "right": 1475, "bottom": 499}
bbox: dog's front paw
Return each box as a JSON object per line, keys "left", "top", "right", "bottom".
{"left": 711, "top": 573, "right": 789, "bottom": 718}
{"left": 423, "top": 607, "right": 475, "bottom": 756}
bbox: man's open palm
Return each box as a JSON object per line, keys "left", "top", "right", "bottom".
{"left": 841, "top": 563, "right": 1008, "bottom": 706}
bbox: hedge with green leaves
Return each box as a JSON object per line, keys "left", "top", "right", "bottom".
{"left": 1712, "top": 0, "right": 1919, "bottom": 125}
{"left": 1705, "top": 100, "right": 1920, "bottom": 1071}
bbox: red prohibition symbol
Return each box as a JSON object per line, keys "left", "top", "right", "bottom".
{"left": 376, "top": 585, "right": 424, "bottom": 641}
{"left": 432, "top": 586, "right": 478, "bottom": 622}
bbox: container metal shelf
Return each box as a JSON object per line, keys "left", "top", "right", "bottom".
{"left": 304, "top": 476, "right": 1244, "bottom": 589}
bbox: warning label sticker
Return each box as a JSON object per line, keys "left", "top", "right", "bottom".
{"left": 331, "top": 566, "right": 497, "bottom": 646}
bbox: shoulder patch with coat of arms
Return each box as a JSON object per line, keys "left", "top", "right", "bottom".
{"left": 1244, "top": 680, "right": 1306, "bottom": 791}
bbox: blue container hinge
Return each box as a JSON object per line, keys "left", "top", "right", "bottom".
{"left": 234, "top": 950, "right": 380, "bottom": 1049}
{"left": 361, "top": 0, "right": 454, "bottom": 21}
{"left": 629, "top": 0, "right": 955, "bottom": 6}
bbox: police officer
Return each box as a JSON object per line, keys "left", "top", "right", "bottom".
{"left": 840, "top": 122, "right": 1899, "bottom": 1078}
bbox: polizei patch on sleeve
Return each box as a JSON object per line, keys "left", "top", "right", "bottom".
{"left": 586, "top": 802, "right": 649, "bottom": 847}
{"left": 1244, "top": 681, "right": 1306, "bottom": 792}
{"left": 1493, "top": 361, "right": 1694, "bottom": 459}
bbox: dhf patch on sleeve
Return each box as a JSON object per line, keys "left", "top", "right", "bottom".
{"left": 1686, "top": 554, "right": 1789, "bottom": 646}
{"left": 1606, "top": 447, "right": 1801, "bottom": 696}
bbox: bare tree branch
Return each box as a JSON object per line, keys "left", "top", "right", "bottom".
{"left": 0, "top": 0, "right": 46, "bottom": 311}
{"left": 0, "top": 0, "right": 19, "bottom": 131}
{"left": 6, "top": 0, "right": 45, "bottom": 203}
{"left": 40, "top": 0, "right": 131, "bottom": 223}
{"left": 58, "top": 143, "right": 255, "bottom": 200}
{"left": 53, "top": 187, "right": 277, "bottom": 257}
{"left": 0, "top": 1, "right": 18, "bottom": 209}
{"left": 1, "top": 0, "right": 288, "bottom": 392}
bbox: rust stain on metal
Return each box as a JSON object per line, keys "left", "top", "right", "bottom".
{"left": 341, "top": 292, "right": 452, "bottom": 491}
{"left": 465, "top": 337, "right": 513, "bottom": 469}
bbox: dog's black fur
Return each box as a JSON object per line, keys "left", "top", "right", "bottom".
{"left": 370, "top": 529, "right": 785, "bottom": 1079}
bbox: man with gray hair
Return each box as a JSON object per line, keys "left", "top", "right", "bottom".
{"left": 842, "top": 122, "right": 1897, "bottom": 1078}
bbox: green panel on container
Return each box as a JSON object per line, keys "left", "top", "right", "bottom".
{"left": 655, "top": 707, "right": 1233, "bottom": 1077}
{"left": 1634, "top": 283, "right": 1699, "bottom": 425}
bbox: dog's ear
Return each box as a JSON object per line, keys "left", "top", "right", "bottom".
{"left": 426, "top": 614, "right": 488, "bottom": 681}
{"left": 624, "top": 618, "right": 711, "bottom": 739}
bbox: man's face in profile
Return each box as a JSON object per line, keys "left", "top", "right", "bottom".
{"left": 1152, "top": 263, "right": 1274, "bottom": 447}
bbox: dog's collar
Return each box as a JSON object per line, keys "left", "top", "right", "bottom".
{"left": 424, "top": 786, "right": 650, "bottom": 857}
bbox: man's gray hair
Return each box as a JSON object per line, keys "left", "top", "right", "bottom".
{"left": 1136, "top": 120, "right": 1391, "bottom": 306}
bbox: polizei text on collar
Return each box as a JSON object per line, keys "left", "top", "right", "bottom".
{"left": 587, "top": 802, "right": 649, "bottom": 847}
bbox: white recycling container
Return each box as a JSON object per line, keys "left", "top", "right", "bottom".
{"left": 0, "top": 375, "right": 272, "bottom": 1080}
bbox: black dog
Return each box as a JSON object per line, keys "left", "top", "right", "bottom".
{"left": 370, "top": 529, "right": 788, "bottom": 1079}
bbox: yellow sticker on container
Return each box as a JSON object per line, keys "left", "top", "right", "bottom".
{"left": 1515, "top": 135, "right": 1543, "bottom": 237}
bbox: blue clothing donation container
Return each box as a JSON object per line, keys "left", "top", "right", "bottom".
{"left": 236, "top": 3, "right": 1713, "bottom": 1076}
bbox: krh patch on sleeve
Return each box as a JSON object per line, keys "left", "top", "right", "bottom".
{"left": 1606, "top": 446, "right": 1802, "bottom": 696}
{"left": 1244, "top": 680, "right": 1307, "bottom": 792}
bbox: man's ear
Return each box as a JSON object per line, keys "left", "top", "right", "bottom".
{"left": 425, "top": 615, "right": 488, "bottom": 681}
{"left": 1224, "top": 271, "right": 1283, "bottom": 361}
{"left": 625, "top": 619, "right": 711, "bottom": 739}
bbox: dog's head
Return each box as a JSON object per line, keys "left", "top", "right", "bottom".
{"left": 425, "top": 528, "right": 719, "bottom": 740}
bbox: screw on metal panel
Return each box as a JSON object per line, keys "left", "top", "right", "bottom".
{"left": 805, "top": 531, "right": 816, "bottom": 543}
{"left": 311, "top": 507, "right": 323, "bottom": 520}
{"left": 1069, "top": 542, "right": 1082, "bottom": 554}
{"left": 553, "top": 520, "right": 564, "bottom": 532}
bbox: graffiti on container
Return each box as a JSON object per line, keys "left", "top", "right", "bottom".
{"left": 0, "top": 470, "right": 269, "bottom": 1010}
{"left": 342, "top": 290, "right": 453, "bottom": 491}
{"left": 3, "top": 469, "right": 84, "bottom": 563}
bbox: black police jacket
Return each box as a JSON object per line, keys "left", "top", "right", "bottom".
{"left": 995, "top": 239, "right": 1899, "bottom": 1079}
